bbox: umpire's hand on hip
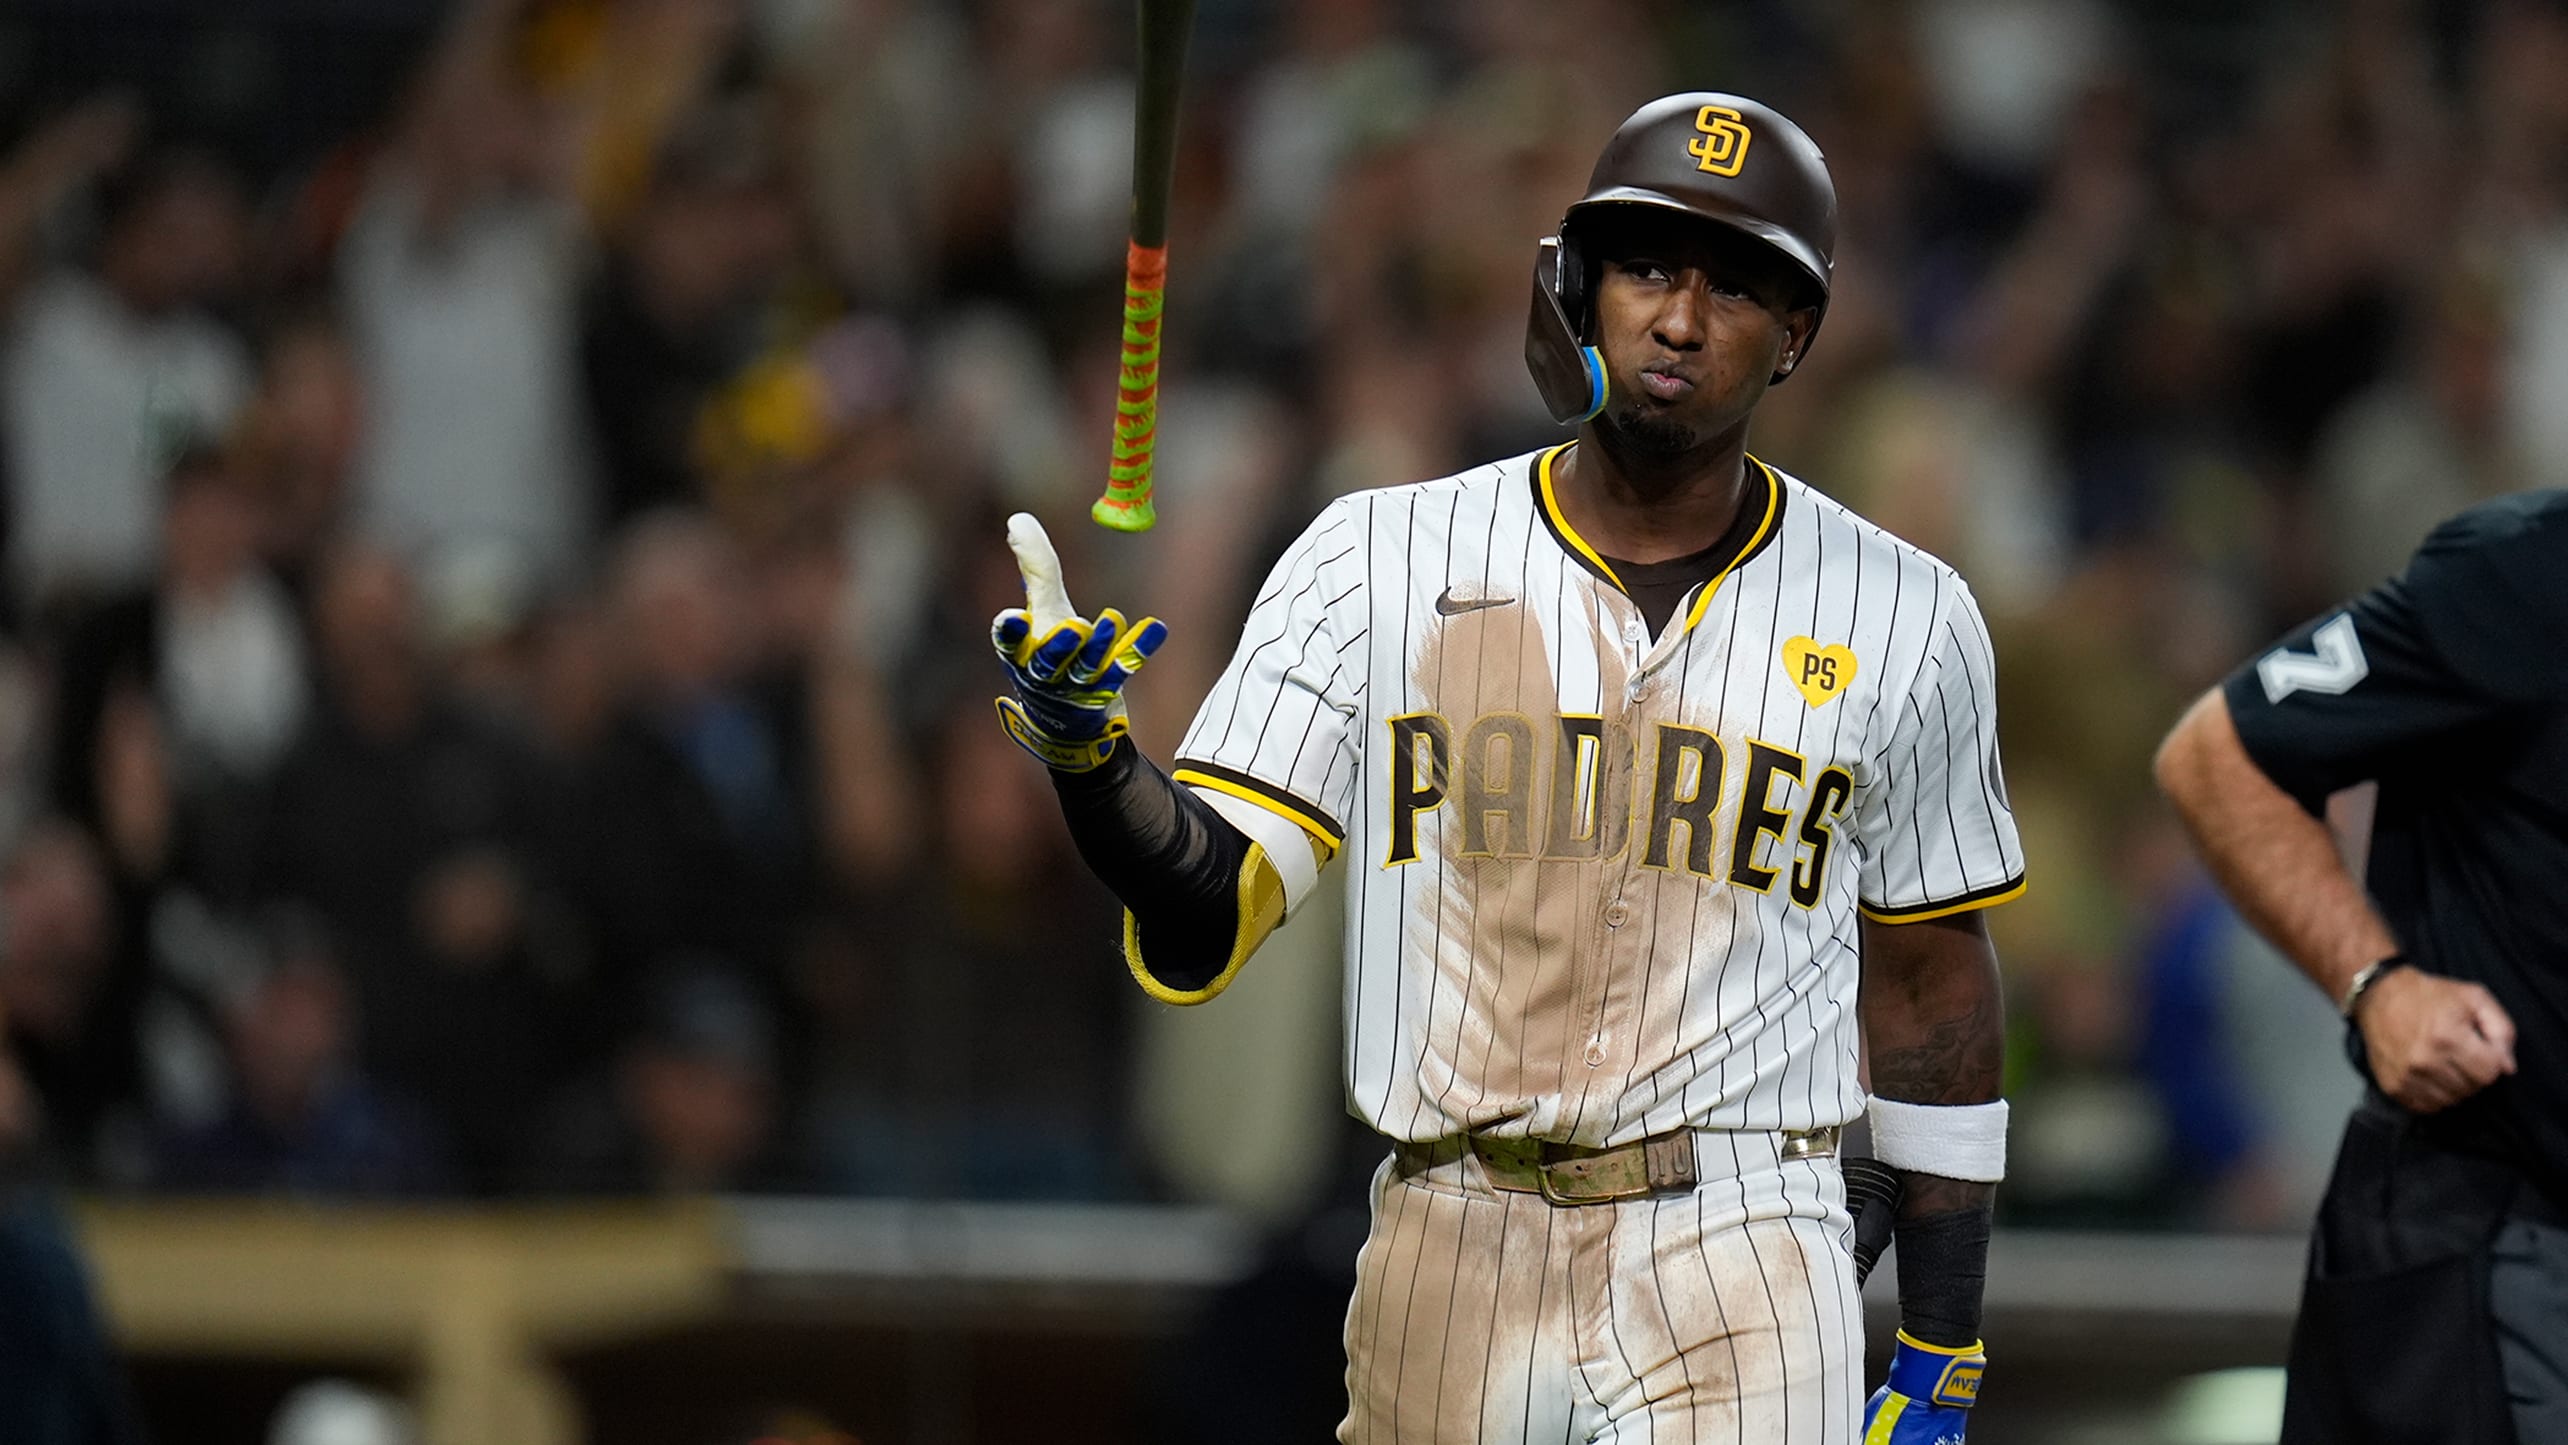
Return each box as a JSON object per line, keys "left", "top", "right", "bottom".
{"left": 991, "top": 513, "right": 1170, "bottom": 773}
{"left": 2354, "top": 964, "right": 2517, "bottom": 1113}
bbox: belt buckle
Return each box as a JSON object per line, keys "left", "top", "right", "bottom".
{"left": 1533, "top": 1133, "right": 1695, "bottom": 1205}
{"left": 1780, "top": 1126, "right": 1840, "bottom": 1163}
{"left": 1536, "top": 1153, "right": 1649, "bottom": 1206}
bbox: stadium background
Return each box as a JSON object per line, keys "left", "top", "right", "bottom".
{"left": 0, "top": 0, "right": 2557, "bottom": 1440}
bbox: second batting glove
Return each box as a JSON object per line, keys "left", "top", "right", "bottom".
{"left": 1862, "top": 1332, "right": 1984, "bottom": 1445}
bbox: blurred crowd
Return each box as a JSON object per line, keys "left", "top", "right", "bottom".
{"left": 0, "top": 0, "right": 2562, "bottom": 1229}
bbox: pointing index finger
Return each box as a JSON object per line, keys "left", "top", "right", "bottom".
{"left": 1007, "top": 512, "right": 1077, "bottom": 630}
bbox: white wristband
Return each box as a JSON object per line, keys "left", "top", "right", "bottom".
{"left": 1867, "top": 1098, "right": 2009, "bottom": 1183}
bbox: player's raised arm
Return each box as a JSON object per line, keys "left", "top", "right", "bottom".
{"left": 988, "top": 514, "right": 1293, "bottom": 1002}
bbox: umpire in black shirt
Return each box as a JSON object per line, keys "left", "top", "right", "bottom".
{"left": 2158, "top": 491, "right": 2568, "bottom": 1444}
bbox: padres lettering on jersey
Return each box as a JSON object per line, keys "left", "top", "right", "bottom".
{"left": 1170, "top": 445, "right": 2025, "bottom": 1147}
{"left": 1380, "top": 711, "right": 1857, "bottom": 908}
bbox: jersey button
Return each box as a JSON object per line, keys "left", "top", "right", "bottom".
{"left": 1604, "top": 900, "right": 1630, "bottom": 927}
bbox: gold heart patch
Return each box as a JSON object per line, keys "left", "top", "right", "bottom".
{"left": 1782, "top": 637, "right": 1857, "bottom": 706}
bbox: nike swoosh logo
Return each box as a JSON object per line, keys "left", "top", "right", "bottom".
{"left": 1435, "top": 586, "right": 1516, "bottom": 616}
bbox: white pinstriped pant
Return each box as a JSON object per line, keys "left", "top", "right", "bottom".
{"left": 1338, "top": 1133, "right": 1865, "bottom": 1445}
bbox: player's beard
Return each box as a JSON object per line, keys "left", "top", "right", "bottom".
{"left": 1593, "top": 399, "right": 1701, "bottom": 471}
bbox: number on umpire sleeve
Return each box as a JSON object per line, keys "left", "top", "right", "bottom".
{"left": 2257, "top": 614, "right": 2369, "bottom": 704}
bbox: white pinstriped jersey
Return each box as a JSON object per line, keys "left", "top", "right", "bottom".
{"left": 1175, "top": 443, "right": 2024, "bottom": 1148}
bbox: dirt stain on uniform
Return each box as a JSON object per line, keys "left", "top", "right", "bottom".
{"left": 1406, "top": 594, "right": 1640, "bottom": 1129}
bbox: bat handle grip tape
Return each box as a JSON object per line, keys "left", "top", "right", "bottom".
{"left": 1093, "top": 241, "right": 1168, "bottom": 532}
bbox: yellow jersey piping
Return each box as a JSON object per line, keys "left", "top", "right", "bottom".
{"left": 1172, "top": 764, "right": 1344, "bottom": 856}
{"left": 1532, "top": 445, "right": 1786, "bottom": 640}
{"left": 1679, "top": 457, "right": 1784, "bottom": 634}
{"left": 1858, "top": 874, "right": 2027, "bottom": 924}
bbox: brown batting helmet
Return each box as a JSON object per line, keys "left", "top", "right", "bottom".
{"left": 1527, "top": 93, "right": 1839, "bottom": 425}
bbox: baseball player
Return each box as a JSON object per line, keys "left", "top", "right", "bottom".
{"left": 995, "top": 93, "right": 2023, "bottom": 1443}
{"left": 2156, "top": 493, "right": 2568, "bottom": 1442}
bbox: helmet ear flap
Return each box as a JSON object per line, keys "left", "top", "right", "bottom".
{"left": 1525, "top": 234, "right": 1610, "bottom": 427}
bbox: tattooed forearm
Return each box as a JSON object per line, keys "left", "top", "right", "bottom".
{"left": 1867, "top": 988, "right": 2004, "bottom": 1104}
{"left": 1861, "top": 912, "right": 2006, "bottom": 1102}
{"left": 1860, "top": 912, "right": 2008, "bottom": 1220}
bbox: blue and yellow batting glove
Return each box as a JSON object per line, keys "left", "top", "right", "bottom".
{"left": 991, "top": 513, "right": 1170, "bottom": 773}
{"left": 1862, "top": 1332, "right": 1984, "bottom": 1445}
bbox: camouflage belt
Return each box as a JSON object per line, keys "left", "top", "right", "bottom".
{"left": 1399, "top": 1126, "right": 1840, "bottom": 1206}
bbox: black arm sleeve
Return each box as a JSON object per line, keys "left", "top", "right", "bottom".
{"left": 1050, "top": 743, "right": 1251, "bottom": 991}
{"left": 1893, "top": 1204, "right": 1993, "bottom": 1347}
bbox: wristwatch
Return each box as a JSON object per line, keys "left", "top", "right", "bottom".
{"left": 2339, "top": 954, "right": 2408, "bottom": 1019}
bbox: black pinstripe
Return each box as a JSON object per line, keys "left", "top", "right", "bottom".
{"left": 1368, "top": 492, "right": 1419, "bottom": 1122}
{"left": 1928, "top": 679, "right": 1975, "bottom": 891}
{"left": 1563, "top": 1203, "right": 1613, "bottom": 1432}
{"left": 1692, "top": 533, "right": 1778, "bottom": 1125}
{"left": 1806, "top": 1159, "right": 1858, "bottom": 1445}
{"left": 1848, "top": 560, "right": 1928, "bottom": 901}
{"left": 1613, "top": 612, "right": 1695, "bottom": 1113}
{"left": 1473, "top": 1180, "right": 1515, "bottom": 1439}
{"left": 1950, "top": 603, "right": 2022, "bottom": 876}
{"left": 1799, "top": 516, "right": 1850, "bottom": 1127}
{"left": 1455, "top": 500, "right": 1548, "bottom": 1125}
{"left": 1214, "top": 531, "right": 1347, "bottom": 746}
{"left": 1596, "top": 1209, "right": 1649, "bottom": 1437}
{"left": 1401, "top": 486, "right": 1463, "bottom": 1141}
{"left": 1901, "top": 702, "right": 1931, "bottom": 900}
{"left": 1388, "top": 1187, "right": 1452, "bottom": 1445}
{"left": 1423, "top": 1194, "right": 1462, "bottom": 1439}
{"left": 1427, "top": 480, "right": 1508, "bottom": 1133}
{"left": 1850, "top": 547, "right": 1904, "bottom": 779}
{"left": 1524, "top": 1204, "right": 1559, "bottom": 1444}
{"left": 1368, "top": 1171, "right": 1420, "bottom": 1445}
{"left": 1642, "top": 1196, "right": 1701, "bottom": 1445}
{"left": 1948, "top": 623, "right": 2006, "bottom": 846}
{"left": 1690, "top": 1180, "right": 1747, "bottom": 1445}
{"left": 1735, "top": 506, "right": 1792, "bottom": 1124}
{"left": 1658, "top": 590, "right": 1746, "bottom": 1124}
{"left": 1265, "top": 589, "right": 1358, "bottom": 803}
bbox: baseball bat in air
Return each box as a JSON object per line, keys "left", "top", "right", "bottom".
{"left": 1090, "top": 0, "right": 1199, "bottom": 533}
